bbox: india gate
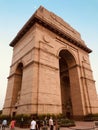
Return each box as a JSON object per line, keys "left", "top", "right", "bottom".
{"left": 3, "top": 6, "right": 98, "bottom": 119}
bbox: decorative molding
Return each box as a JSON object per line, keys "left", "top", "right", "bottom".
{"left": 9, "top": 7, "right": 92, "bottom": 53}
{"left": 43, "top": 35, "right": 50, "bottom": 43}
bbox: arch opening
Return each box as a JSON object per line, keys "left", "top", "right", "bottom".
{"left": 12, "top": 63, "right": 23, "bottom": 110}
{"left": 59, "top": 49, "right": 76, "bottom": 118}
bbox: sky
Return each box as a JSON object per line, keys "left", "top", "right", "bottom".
{"left": 0, "top": 0, "right": 98, "bottom": 110}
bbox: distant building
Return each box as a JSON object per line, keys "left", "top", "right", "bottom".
{"left": 3, "top": 6, "right": 98, "bottom": 119}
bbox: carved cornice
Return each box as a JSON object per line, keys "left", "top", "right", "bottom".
{"left": 81, "top": 77, "right": 95, "bottom": 82}
{"left": 10, "top": 6, "right": 92, "bottom": 53}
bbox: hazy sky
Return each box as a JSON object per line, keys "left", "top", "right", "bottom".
{"left": 0, "top": 0, "right": 98, "bottom": 110}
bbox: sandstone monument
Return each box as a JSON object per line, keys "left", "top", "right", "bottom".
{"left": 3, "top": 6, "right": 98, "bottom": 119}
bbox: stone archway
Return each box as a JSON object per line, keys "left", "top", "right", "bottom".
{"left": 11, "top": 63, "right": 23, "bottom": 115}
{"left": 59, "top": 49, "right": 76, "bottom": 118}
{"left": 3, "top": 6, "right": 98, "bottom": 117}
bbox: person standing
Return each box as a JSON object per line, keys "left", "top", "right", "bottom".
{"left": 55, "top": 119, "right": 59, "bottom": 130}
{"left": 20, "top": 117, "right": 24, "bottom": 128}
{"left": 36, "top": 118, "right": 41, "bottom": 130}
{"left": 2, "top": 119, "right": 7, "bottom": 130}
{"left": 30, "top": 117, "right": 36, "bottom": 130}
{"left": 49, "top": 117, "right": 54, "bottom": 130}
{"left": 43, "top": 116, "right": 48, "bottom": 130}
{"left": 10, "top": 120, "right": 16, "bottom": 130}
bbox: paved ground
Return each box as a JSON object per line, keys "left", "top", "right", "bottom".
{"left": 1, "top": 121, "right": 98, "bottom": 130}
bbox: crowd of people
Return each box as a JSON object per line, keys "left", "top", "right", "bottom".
{"left": 1, "top": 119, "right": 16, "bottom": 130}
{"left": 30, "top": 116, "right": 55, "bottom": 130}
{"left": 1, "top": 116, "right": 59, "bottom": 130}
